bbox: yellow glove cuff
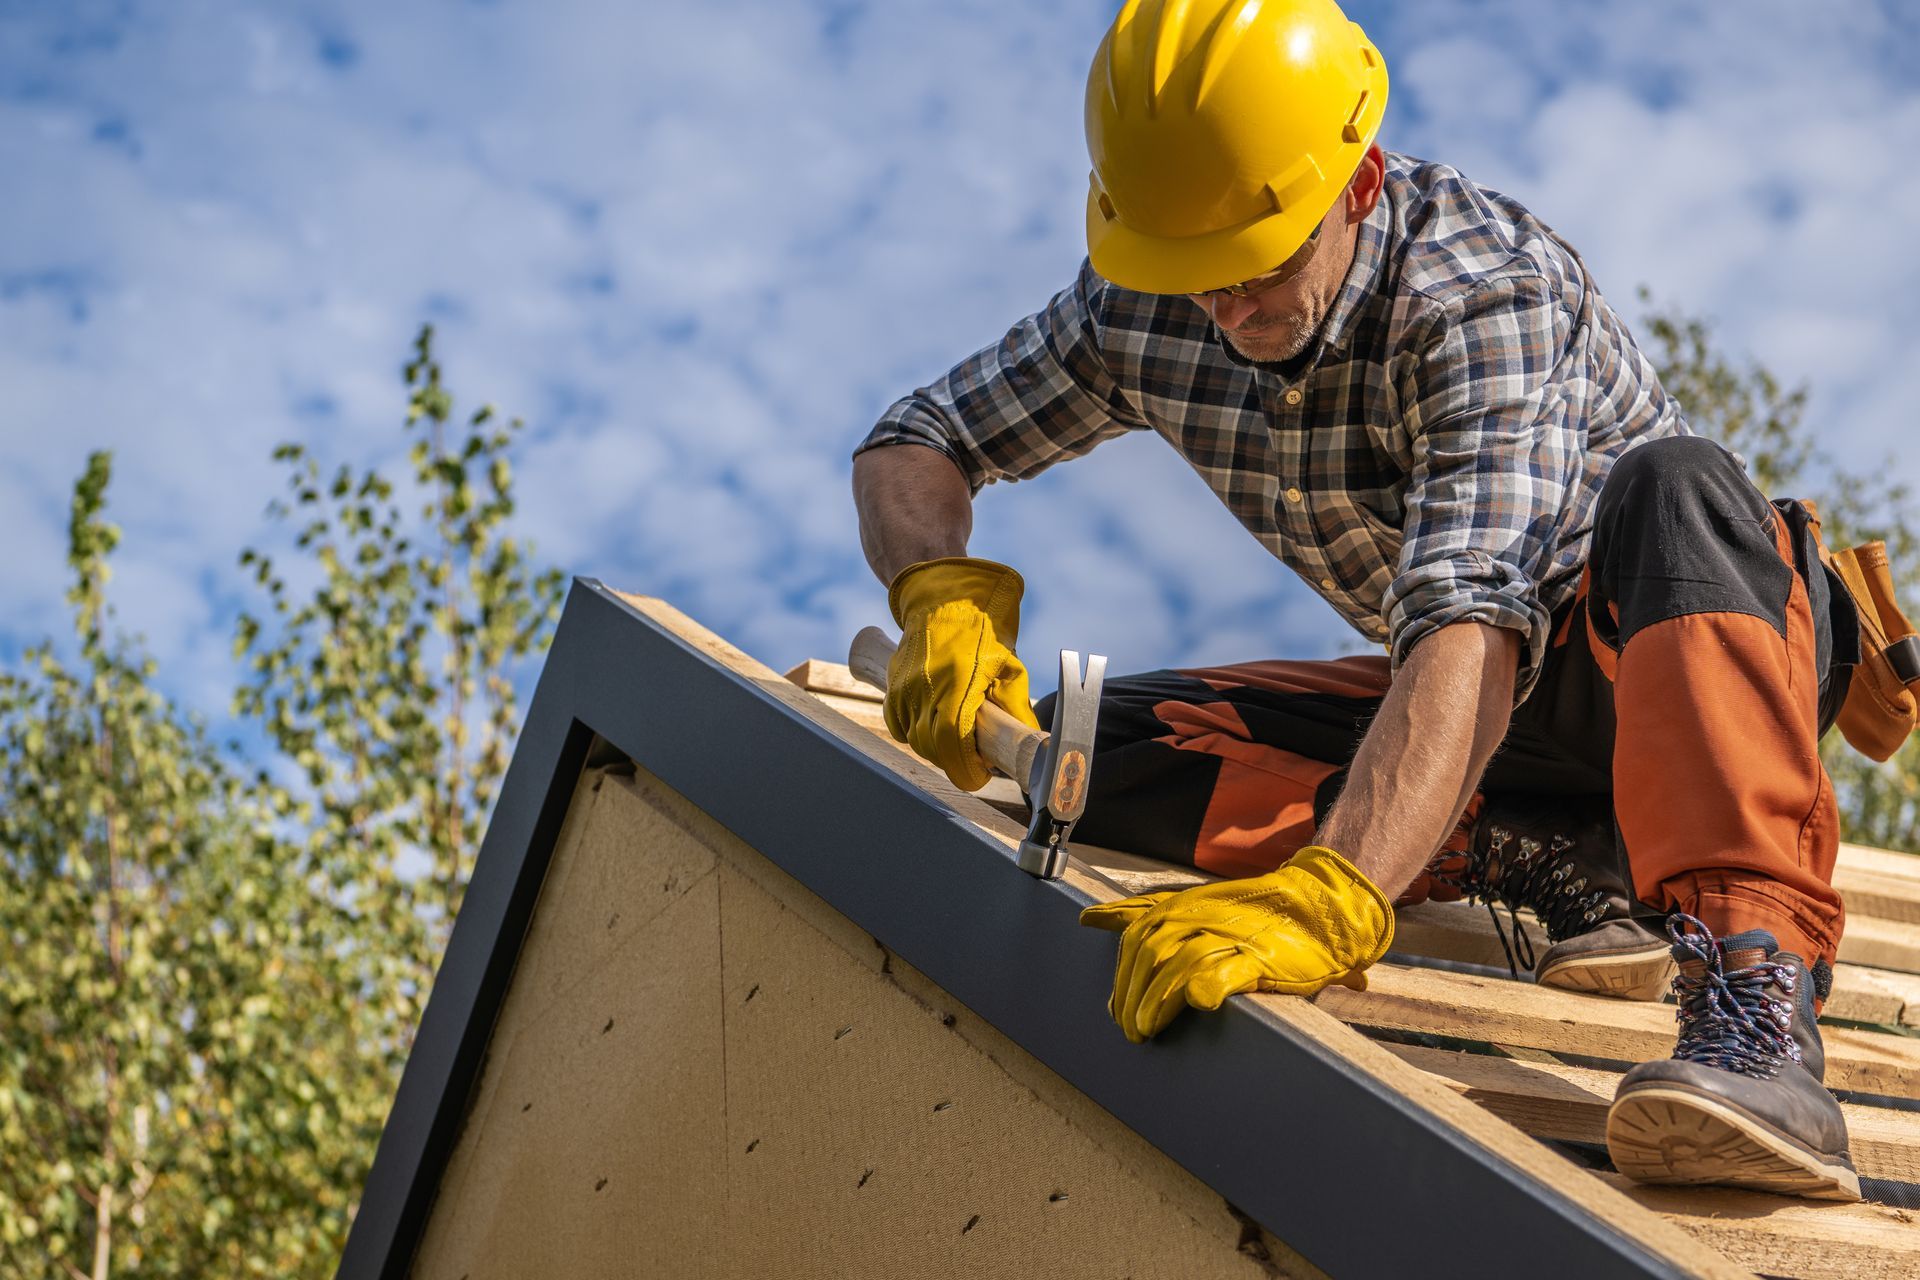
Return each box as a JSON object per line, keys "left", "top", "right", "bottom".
{"left": 1282, "top": 845, "right": 1396, "bottom": 968}
{"left": 888, "top": 556, "right": 1027, "bottom": 641}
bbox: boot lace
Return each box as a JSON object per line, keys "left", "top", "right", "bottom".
{"left": 1437, "top": 823, "right": 1610, "bottom": 977}
{"left": 1666, "top": 912, "right": 1800, "bottom": 1079}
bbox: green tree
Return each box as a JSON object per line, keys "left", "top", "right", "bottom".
{"left": 0, "top": 325, "right": 563, "bottom": 1276}
{"left": 1641, "top": 296, "right": 1920, "bottom": 852}
{"left": 234, "top": 324, "right": 564, "bottom": 976}
{"left": 0, "top": 455, "right": 372, "bottom": 1276}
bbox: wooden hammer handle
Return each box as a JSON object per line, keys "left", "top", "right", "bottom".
{"left": 848, "top": 626, "right": 1047, "bottom": 791}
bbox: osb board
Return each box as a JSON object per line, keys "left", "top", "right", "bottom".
{"left": 408, "top": 769, "right": 728, "bottom": 1276}
{"left": 410, "top": 764, "right": 1314, "bottom": 1279}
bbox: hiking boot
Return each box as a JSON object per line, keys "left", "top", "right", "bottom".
{"left": 1606, "top": 913, "right": 1859, "bottom": 1201}
{"left": 1453, "top": 793, "right": 1675, "bottom": 1000}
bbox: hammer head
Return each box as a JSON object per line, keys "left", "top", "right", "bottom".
{"left": 1016, "top": 649, "right": 1107, "bottom": 878}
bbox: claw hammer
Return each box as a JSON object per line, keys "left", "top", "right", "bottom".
{"left": 848, "top": 627, "right": 1106, "bottom": 879}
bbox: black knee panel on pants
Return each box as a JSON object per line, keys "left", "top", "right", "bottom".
{"left": 1588, "top": 435, "right": 1793, "bottom": 650}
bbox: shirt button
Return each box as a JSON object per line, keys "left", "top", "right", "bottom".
{"left": 1284, "top": 388, "right": 1304, "bottom": 406}
{"left": 1285, "top": 487, "right": 1303, "bottom": 504}
{"left": 1320, "top": 577, "right": 1335, "bottom": 590}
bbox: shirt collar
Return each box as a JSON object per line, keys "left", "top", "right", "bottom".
{"left": 1209, "top": 190, "right": 1392, "bottom": 376}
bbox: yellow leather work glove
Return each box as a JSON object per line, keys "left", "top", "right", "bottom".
{"left": 1078, "top": 845, "right": 1394, "bottom": 1043}
{"left": 885, "top": 557, "right": 1043, "bottom": 792}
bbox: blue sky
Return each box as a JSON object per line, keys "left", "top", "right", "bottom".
{"left": 5, "top": 0, "right": 1919, "bottom": 735}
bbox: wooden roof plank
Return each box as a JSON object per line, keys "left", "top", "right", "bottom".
{"left": 1594, "top": 1172, "right": 1920, "bottom": 1280}
{"left": 1384, "top": 1042, "right": 1920, "bottom": 1186}
{"left": 1316, "top": 963, "right": 1920, "bottom": 1100}
{"left": 783, "top": 657, "right": 885, "bottom": 703}
{"left": 1393, "top": 898, "right": 1920, "bottom": 1030}
{"left": 1835, "top": 913, "right": 1920, "bottom": 975}
{"left": 1833, "top": 864, "right": 1920, "bottom": 926}
{"left": 1837, "top": 843, "right": 1920, "bottom": 881}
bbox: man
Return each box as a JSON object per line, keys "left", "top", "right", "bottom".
{"left": 852, "top": 0, "right": 1859, "bottom": 1200}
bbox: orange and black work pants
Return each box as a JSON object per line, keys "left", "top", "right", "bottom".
{"left": 1037, "top": 436, "right": 1858, "bottom": 970}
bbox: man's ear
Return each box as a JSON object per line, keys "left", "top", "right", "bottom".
{"left": 1346, "top": 143, "right": 1386, "bottom": 223}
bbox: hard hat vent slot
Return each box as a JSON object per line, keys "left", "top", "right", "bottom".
{"left": 1098, "top": 192, "right": 1118, "bottom": 222}
{"left": 1263, "top": 152, "right": 1325, "bottom": 214}
{"left": 1341, "top": 90, "right": 1370, "bottom": 144}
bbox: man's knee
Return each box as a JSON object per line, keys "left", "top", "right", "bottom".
{"left": 1596, "top": 436, "right": 1763, "bottom": 533}
{"left": 1589, "top": 435, "right": 1791, "bottom": 647}
{"left": 1593, "top": 436, "right": 1775, "bottom": 567}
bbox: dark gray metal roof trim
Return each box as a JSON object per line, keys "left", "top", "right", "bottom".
{"left": 338, "top": 580, "right": 1689, "bottom": 1280}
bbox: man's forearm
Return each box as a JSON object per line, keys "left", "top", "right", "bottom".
{"left": 852, "top": 444, "right": 974, "bottom": 585}
{"left": 1318, "top": 622, "right": 1521, "bottom": 898}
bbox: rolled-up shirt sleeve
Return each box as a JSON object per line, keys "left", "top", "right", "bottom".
{"left": 854, "top": 259, "right": 1146, "bottom": 494}
{"left": 1384, "top": 273, "right": 1582, "bottom": 704}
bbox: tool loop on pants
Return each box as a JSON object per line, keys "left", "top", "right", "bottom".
{"left": 1667, "top": 913, "right": 1801, "bottom": 1079}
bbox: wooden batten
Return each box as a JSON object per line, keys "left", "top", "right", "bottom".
{"left": 1391, "top": 898, "right": 1920, "bottom": 1029}
{"left": 1384, "top": 1042, "right": 1920, "bottom": 1186}
{"left": 1077, "top": 849, "right": 1920, "bottom": 1034}
{"left": 1315, "top": 961, "right": 1920, "bottom": 1101}
{"left": 783, "top": 657, "right": 886, "bottom": 704}
{"left": 1598, "top": 1175, "right": 1920, "bottom": 1280}
{"left": 1834, "top": 913, "right": 1920, "bottom": 975}
{"left": 1833, "top": 860, "right": 1920, "bottom": 926}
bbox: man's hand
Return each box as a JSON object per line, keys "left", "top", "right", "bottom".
{"left": 885, "top": 557, "right": 1042, "bottom": 791}
{"left": 1078, "top": 845, "right": 1394, "bottom": 1043}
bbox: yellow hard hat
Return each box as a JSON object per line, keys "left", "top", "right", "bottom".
{"left": 1085, "top": 0, "right": 1389, "bottom": 295}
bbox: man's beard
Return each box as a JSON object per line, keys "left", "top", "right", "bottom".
{"left": 1219, "top": 293, "right": 1329, "bottom": 364}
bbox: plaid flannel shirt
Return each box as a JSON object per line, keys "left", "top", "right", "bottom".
{"left": 856, "top": 152, "right": 1687, "bottom": 702}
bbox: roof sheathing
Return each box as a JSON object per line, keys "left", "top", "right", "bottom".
{"left": 339, "top": 580, "right": 1743, "bottom": 1279}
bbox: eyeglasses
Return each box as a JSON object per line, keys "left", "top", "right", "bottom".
{"left": 1192, "top": 222, "right": 1324, "bottom": 299}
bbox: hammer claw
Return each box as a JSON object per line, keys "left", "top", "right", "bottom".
{"left": 1017, "top": 648, "right": 1107, "bottom": 879}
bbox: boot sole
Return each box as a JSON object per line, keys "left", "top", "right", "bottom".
{"left": 1536, "top": 943, "right": 1676, "bottom": 1002}
{"left": 1606, "top": 1085, "right": 1862, "bottom": 1201}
